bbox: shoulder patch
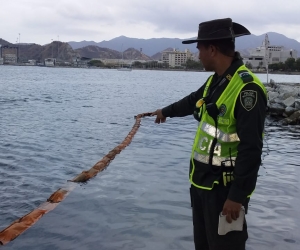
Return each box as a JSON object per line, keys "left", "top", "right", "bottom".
{"left": 238, "top": 70, "right": 253, "bottom": 83}
{"left": 240, "top": 90, "right": 257, "bottom": 111}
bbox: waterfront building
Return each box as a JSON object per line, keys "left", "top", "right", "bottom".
{"left": 25, "top": 60, "right": 36, "bottom": 66}
{"left": 0, "top": 45, "right": 19, "bottom": 64}
{"left": 162, "top": 49, "right": 192, "bottom": 67}
{"left": 73, "top": 57, "right": 91, "bottom": 67}
{"left": 44, "top": 58, "right": 56, "bottom": 67}
{"left": 243, "top": 34, "right": 298, "bottom": 68}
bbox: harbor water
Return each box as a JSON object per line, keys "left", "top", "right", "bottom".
{"left": 0, "top": 66, "right": 299, "bottom": 249}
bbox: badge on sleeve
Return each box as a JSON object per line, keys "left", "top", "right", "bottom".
{"left": 238, "top": 70, "right": 253, "bottom": 83}
{"left": 239, "top": 72, "right": 253, "bottom": 83}
{"left": 240, "top": 90, "right": 257, "bottom": 111}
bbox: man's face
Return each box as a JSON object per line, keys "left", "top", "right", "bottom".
{"left": 197, "top": 42, "right": 214, "bottom": 71}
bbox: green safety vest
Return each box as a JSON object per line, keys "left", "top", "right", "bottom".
{"left": 190, "top": 65, "right": 267, "bottom": 190}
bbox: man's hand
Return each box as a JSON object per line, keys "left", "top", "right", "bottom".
{"left": 151, "top": 109, "right": 166, "bottom": 124}
{"left": 222, "top": 199, "right": 242, "bottom": 223}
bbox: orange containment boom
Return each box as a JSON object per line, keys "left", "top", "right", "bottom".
{"left": 0, "top": 112, "right": 152, "bottom": 246}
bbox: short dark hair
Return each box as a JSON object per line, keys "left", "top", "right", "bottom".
{"left": 199, "top": 39, "right": 235, "bottom": 57}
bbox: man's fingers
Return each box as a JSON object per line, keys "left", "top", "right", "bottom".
{"left": 222, "top": 199, "right": 242, "bottom": 223}
{"left": 235, "top": 210, "right": 240, "bottom": 219}
{"left": 231, "top": 211, "right": 237, "bottom": 221}
{"left": 221, "top": 208, "right": 227, "bottom": 216}
{"left": 151, "top": 109, "right": 166, "bottom": 124}
{"left": 225, "top": 210, "right": 240, "bottom": 222}
{"left": 226, "top": 214, "right": 232, "bottom": 223}
{"left": 155, "top": 118, "right": 166, "bottom": 124}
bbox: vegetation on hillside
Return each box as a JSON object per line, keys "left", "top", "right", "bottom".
{"left": 184, "top": 59, "right": 204, "bottom": 70}
{"left": 88, "top": 60, "right": 105, "bottom": 67}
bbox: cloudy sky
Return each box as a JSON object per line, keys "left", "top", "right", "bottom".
{"left": 1, "top": 0, "right": 299, "bottom": 45}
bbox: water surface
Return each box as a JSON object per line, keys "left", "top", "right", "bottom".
{"left": 0, "top": 66, "right": 299, "bottom": 249}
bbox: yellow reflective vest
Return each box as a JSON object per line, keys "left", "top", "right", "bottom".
{"left": 190, "top": 65, "right": 267, "bottom": 190}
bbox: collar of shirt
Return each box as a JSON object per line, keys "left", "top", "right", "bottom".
{"left": 206, "top": 57, "right": 244, "bottom": 102}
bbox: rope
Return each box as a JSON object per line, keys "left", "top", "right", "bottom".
{"left": 0, "top": 113, "right": 152, "bottom": 246}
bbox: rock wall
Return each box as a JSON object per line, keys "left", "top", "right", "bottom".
{"left": 266, "top": 80, "right": 300, "bottom": 125}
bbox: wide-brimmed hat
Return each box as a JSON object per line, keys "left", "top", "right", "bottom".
{"left": 182, "top": 18, "right": 250, "bottom": 44}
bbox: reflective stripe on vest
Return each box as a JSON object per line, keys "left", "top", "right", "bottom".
{"left": 200, "top": 122, "right": 240, "bottom": 142}
{"left": 193, "top": 151, "right": 236, "bottom": 166}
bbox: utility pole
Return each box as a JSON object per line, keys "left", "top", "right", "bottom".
{"left": 57, "top": 35, "right": 59, "bottom": 59}
{"left": 19, "top": 33, "right": 21, "bottom": 63}
{"left": 264, "top": 34, "right": 270, "bottom": 84}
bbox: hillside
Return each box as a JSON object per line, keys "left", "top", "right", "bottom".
{"left": 1, "top": 39, "right": 79, "bottom": 62}
{"left": 0, "top": 38, "right": 13, "bottom": 46}
{"left": 21, "top": 42, "right": 79, "bottom": 62}
{"left": 68, "top": 33, "right": 300, "bottom": 57}
{"left": 75, "top": 46, "right": 152, "bottom": 60}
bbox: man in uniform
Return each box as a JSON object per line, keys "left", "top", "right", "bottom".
{"left": 151, "top": 18, "right": 267, "bottom": 250}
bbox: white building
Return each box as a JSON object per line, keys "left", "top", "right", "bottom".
{"left": 24, "top": 60, "right": 36, "bottom": 66}
{"left": 3, "top": 53, "right": 18, "bottom": 64}
{"left": 44, "top": 58, "right": 56, "bottom": 67}
{"left": 243, "top": 34, "right": 298, "bottom": 68}
{"left": 162, "top": 49, "right": 192, "bottom": 67}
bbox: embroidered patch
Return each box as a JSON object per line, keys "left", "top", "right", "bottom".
{"left": 226, "top": 74, "right": 232, "bottom": 81}
{"left": 238, "top": 71, "right": 253, "bottom": 83}
{"left": 219, "top": 104, "right": 227, "bottom": 117}
{"left": 240, "top": 90, "right": 257, "bottom": 111}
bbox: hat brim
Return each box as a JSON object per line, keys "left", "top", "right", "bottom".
{"left": 182, "top": 22, "right": 250, "bottom": 44}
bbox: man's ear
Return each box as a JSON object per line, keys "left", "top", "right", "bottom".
{"left": 210, "top": 45, "right": 217, "bottom": 57}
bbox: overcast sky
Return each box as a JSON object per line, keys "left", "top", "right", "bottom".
{"left": 1, "top": 0, "right": 299, "bottom": 45}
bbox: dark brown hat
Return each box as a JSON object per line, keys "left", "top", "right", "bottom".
{"left": 182, "top": 18, "right": 250, "bottom": 44}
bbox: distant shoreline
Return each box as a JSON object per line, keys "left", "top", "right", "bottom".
{"left": 252, "top": 70, "right": 300, "bottom": 75}
{"left": 1, "top": 64, "right": 300, "bottom": 75}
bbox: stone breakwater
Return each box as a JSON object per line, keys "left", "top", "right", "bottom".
{"left": 266, "top": 80, "right": 300, "bottom": 125}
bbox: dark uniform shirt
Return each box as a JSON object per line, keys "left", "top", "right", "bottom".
{"left": 161, "top": 56, "right": 267, "bottom": 204}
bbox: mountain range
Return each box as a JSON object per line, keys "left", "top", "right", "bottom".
{"left": 1, "top": 32, "right": 299, "bottom": 62}
{"left": 68, "top": 32, "right": 300, "bottom": 57}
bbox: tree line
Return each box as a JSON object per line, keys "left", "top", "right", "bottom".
{"left": 88, "top": 59, "right": 204, "bottom": 70}
{"left": 245, "top": 58, "right": 300, "bottom": 71}
{"left": 82, "top": 57, "right": 300, "bottom": 72}
{"left": 268, "top": 58, "right": 300, "bottom": 71}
